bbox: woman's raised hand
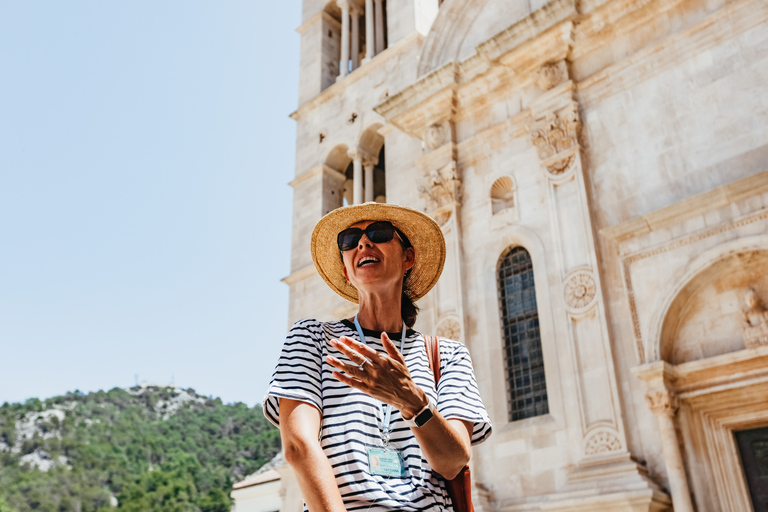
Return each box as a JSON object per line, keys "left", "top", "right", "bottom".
{"left": 326, "top": 333, "right": 427, "bottom": 418}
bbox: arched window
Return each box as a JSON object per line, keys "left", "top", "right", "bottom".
{"left": 497, "top": 247, "right": 548, "bottom": 421}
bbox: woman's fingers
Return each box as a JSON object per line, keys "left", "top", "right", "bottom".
{"left": 330, "top": 370, "right": 371, "bottom": 393}
{"left": 381, "top": 332, "right": 406, "bottom": 364}
{"left": 332, "top": 336, "right": 379, "bottom": 362}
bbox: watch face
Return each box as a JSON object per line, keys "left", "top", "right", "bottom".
{"left": 414, "top": 407, "right": 434, "bottom": 427}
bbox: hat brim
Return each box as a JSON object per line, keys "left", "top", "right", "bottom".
{"left": 311, "top": 202, "right": 446, "bottom": 303}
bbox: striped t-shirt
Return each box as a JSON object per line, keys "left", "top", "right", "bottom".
{"left": 263, "top": 318, "right": 492, "bottom": 512}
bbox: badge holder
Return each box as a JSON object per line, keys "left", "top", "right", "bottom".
{"left": 354, "top": 315, "right": 409, "bottom": 479}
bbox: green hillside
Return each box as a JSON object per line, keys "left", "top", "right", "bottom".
{"left": 0, "top": 386, "right": 281, "bottom": 512}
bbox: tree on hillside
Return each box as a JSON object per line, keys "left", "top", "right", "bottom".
{"left": 0, "top": 496, "right": 15, "bottom": 512}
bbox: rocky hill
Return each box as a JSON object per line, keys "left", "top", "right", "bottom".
{"left": 0, "top": 385, "right": 280, "bottom": 512}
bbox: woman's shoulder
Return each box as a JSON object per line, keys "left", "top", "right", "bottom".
{"left": 289, "top": 318, "right": 353, "bottom": 337}
{"left": 434, "top": 336, "right": 472, "bottom": 359}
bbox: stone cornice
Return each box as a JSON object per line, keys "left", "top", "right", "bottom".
{"left": 373, "top": 0, "right": 577, "bottom": 138}
{"left": 288, "top": 165, "right": 345, "bottom": 189}
{"left": 295, "top": 10, "right": 340, "bottom": 35}
{"left": 281, "top": 264, "right": 318, "bottom": 286}
{"left": 601, "top": 170, "right": 768, "bottom": 242}
{"left": 633, "top": 346, "right": 768, "bottom": 398}
{"left": 289, "top": 33, "right": 423, "bottom": 121}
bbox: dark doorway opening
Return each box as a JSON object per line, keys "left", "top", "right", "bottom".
{"left": 735, "top": 426, "right": 768, "bottom": 512}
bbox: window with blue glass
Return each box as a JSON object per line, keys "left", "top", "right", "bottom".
{"left": 497, "top": 247, "right": 548, "bottom": 421}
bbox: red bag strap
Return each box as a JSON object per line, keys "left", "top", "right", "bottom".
{"left": 424, "top": 335, "right": 441, "bottom": 385}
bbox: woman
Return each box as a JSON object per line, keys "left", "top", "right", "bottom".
{"left": 264, "top": 202, "right": 491, "bottom": 511}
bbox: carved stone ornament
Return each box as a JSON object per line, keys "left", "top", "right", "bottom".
{"left": 645, "top": 389, "right": 679, "bottom": 417}
{"left": 535, "top": 61, "right": 567, "bottom": 91}
{"left": 584, "top": 429, "right": 622, "bottom": 456}
{"left": 742, "top": 288, "right": 768, "bottom": 349}
{"left": 436, "top": 317, "right": 461, "bottom": 341}
{"left": 563, "top": 270, "right": 597, "bottom": 310}
{"left": 528, "top": 106, "right": 581, "bottom": 177}
{"left": 418, "top": 161, "right": 461, "bottom": 215}
{"left": 424, "top": 122, "right": 450, "bottom": 151}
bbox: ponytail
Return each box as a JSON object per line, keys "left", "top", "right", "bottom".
{"left": 401, "top": 289, "right": 419, "bottom": 328}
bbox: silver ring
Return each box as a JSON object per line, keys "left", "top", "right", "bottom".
{"left": 358, "top": 359, "right": 370, "bottom": 371}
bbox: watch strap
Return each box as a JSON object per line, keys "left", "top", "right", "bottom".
{"left": 404, "top": 396, "right": 436, "bottom": 428}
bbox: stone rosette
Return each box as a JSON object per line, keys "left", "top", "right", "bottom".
{"left": 563, "top": 269, "right": 597, "bottom": 312}
{"left": 436, "top": 317, "right": 461, "bottom": 341}
{"left": 583, "top": 428, "right": 623, "bottom": 457}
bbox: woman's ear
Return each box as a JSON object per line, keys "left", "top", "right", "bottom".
{"left": 342, "top": 265, "right": 350, "bottom": 282}
{"left": 403, "top": 247, "right": 415, "bottom": 272}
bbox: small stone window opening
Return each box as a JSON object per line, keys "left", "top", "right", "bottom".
{"left": 497, "top": 247, "right": 548, "bottom": 422}
{"left": 342, "top": 145, "right": 386, "bottom": 206}
{"left": 490, "top": 176, "right": 515, "bottom": 215}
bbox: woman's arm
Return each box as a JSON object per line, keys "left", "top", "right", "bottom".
{"left": 326, "top": 335, "right": 473, "bottom": 479}
{"left": 279, "top": 398, "right": 346, "bottom": 512}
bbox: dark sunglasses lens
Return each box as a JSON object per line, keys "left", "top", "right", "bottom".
{"left": 338, "top": 229, "right": 363, "bottom": 251}
{"left": 365, "top": 222, "right": 395, "bottom": 243}
{"left": 337, "top": 222, "right": 396, "bottom": 251}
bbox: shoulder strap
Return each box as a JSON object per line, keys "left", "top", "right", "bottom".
{"left": 424, "top": 335, "right": 441, "bottom": 385}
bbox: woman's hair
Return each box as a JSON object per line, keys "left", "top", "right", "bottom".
{"left": 396, "top": 229, "right": 420, "bottom": 328}
{"left": 401, "top": 284, "right": 419, "bottom": 328}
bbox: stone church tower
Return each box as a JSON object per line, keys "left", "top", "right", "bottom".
{"left": 233, "top": 0, "right": 768, "bottom": 511}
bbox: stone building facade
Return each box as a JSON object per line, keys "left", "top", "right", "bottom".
{"left": 234, "top": 0, "right": 768, "bottom": 510}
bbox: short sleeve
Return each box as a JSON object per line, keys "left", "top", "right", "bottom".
{"left": 262, "top": 319, "right": 324, "bottom": 428}
{"left": 436, "top": 341, "right": 492, "bottom": 445}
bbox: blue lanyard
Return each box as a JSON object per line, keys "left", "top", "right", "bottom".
{"left": 354, "top": 314, "right": 406, "bottom": 446}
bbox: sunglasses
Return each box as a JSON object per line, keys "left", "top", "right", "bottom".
{"left": 337, "top": 221, "right": 407, "bottom": 251}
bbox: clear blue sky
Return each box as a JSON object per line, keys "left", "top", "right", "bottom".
{"left": 0, "top": 1, "right": 301, "bottom": 406}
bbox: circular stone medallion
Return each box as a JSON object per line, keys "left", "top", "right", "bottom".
{"left": 564, "top": 270, "right": 597, "bottom": 311}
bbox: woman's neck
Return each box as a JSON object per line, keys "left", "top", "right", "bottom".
{"left": 355, "top": 290, "right": 404, "bottom": 333}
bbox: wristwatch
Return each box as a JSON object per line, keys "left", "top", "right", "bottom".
{"left": 403, "top": 397, "right": 436, "bottom": 428}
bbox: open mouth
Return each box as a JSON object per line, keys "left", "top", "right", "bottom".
{"left": 357, "top": 257, "right": 380, "bottom": 268}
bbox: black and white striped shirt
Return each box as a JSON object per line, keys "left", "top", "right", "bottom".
{"left": 263, "top": 318, "right": 492, "bottom": 512}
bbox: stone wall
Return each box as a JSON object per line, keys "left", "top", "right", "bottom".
{"left": 262, "top": 0, "right": 768, "bottom": 510}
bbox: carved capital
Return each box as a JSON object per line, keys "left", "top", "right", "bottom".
{"left": 347, "top": 147, "right": 375, "bottom": 164}
{"left": 645, "top": 389, "right": 679, "bottom": 417}
{"left": 528, "top": 105, "right": 581, "bottom": 177}
{"left": 418, "top": 161, "right": 461, "bottom": 216}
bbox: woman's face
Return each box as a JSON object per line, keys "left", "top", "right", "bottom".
{"left": 341, "top": 220, "right": 415, "bottom": 296}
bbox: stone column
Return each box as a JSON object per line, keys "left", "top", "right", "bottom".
{"left": 350, "top": 7, "right": 360, "bottom": 71}
{"left": 364, "top": 162, "right": 375, "bottom": 202}
{"left": 348, "top": 149, "right": 364, "bottom": 204}
{"left": 337, "top": 0, "right": 350, "bottom": 80}
{"left": 364, "top": 0, "right": 374, "bottom": 62}
{"left": 374, "top": 0, "right": 385, "bottom": 55}
{"left": 646, "top": 389, "right": 695, "bottom": 512}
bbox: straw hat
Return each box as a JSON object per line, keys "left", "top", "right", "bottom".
{"left": 311, "top": 202, "right": 446, "bottom": 303}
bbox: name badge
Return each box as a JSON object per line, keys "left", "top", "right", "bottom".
{"left": 366, "top": 446, "right": 407, "bottom": 478}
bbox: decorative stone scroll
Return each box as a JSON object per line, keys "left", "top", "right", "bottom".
{"left": 528, "top": 105, "right": 581, "bottom": 178}
{"left": 742, "top": 288, "right": 768, "bottom": 349}
{"left": 535, "top": 61, "right": 568, "bottom": 91}
{"left": 418, "top": 161, "right": 461, "bottom": 219}
{"left": 424, "top": 122, "right": 450, "bottom": 151}
{"left": 584, "top": 428, "right": 622, "bottom": 456}
{"left": 563, "top": 270, "right": 597, "bottom": 311}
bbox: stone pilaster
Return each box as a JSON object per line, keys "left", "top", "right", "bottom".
{"left": 645, "top": 389, "right": 694, "bottom": 512}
